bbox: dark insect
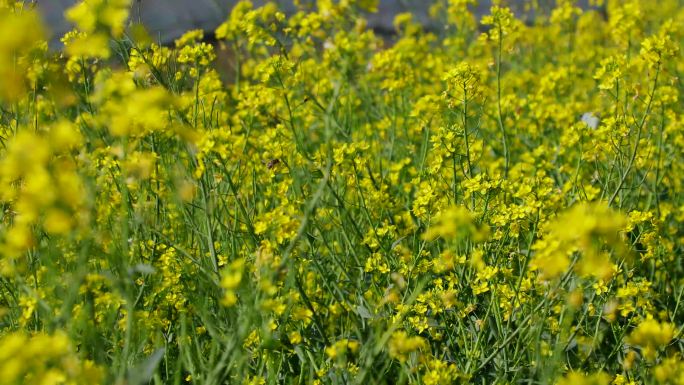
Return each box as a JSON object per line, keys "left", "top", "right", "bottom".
{"left": 266, "top": 159, "right": 281, "bottom": 169}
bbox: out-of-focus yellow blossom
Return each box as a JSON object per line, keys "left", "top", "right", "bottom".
{"left": 220, "top": 258, "right": 245, "bottom": 307}
{"left": 243, "top": 376, "right": 266, "bottom": 385}
{"left": 653, "top": 356, "right": 684, "bottom": 385}
{"left": 0, "top": 332, "right": 103, "bottom": 385}
{"left": 422, "top": 206, "right": 489, "bottom": 242}
{"left": 627, "top": 319, "right": 675, "bottom": 361}
{"left": 557, "top": 371, "right": 610, "bottom": 385}
{"left": 531, "top": 203, "right": 626, "bottom": 279}
{"left": 550, "top": 0, "right": 582, "bottom": 26}
{"left": 421, "top": 358, "right": 459, "bottom": 385}
{"left": 325, "top": 338, "right": 359, "bottom": 360}
{"left": 288, "top": 331, "right": 302, "bottom": 344}
{"left": 388, "top": 331, "right": 427, "bottom": 362}
{"left": 65, "top": 0, "right": 131, "bottom": 58}
{"left": 0, "top": 8, "right": 44, "bottom": 101}
{"left": 66, "top": 0, "right": 130, "bottom": 36}
{"left": 91, "top": 71, "right": 175, "bottom": 136}
{"left": 607, "top": 1, "right": 642, "bottom": 47}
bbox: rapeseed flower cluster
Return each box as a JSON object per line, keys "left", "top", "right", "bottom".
{"left": 0, "top": 0, "right": 682, "bottom": 384}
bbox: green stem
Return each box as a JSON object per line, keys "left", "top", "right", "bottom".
{"left": 496, "top": 25, "right": 509, "bottom": 177}
{"left": 608, "top": 64, "right": 660, "bottom": 207}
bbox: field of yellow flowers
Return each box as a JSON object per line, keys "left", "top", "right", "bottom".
{"left": 1, "top": 0, "right": 683, "bottom": 383}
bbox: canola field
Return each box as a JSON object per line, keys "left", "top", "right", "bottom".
{"left": 0, "top": 0, "right": 683, "bottom": 384}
